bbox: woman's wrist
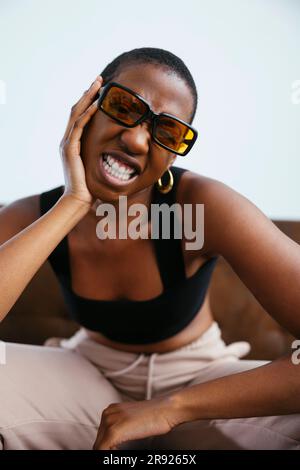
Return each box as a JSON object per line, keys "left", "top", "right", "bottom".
{"left": 167, "top": 389, "right": 198, "bottom": 426}
{"left": 60, "top": 192, "right": 92, "bottom": 216}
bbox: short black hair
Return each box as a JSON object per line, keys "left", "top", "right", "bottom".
{"left": 99, "top": 47, "right": 198, "bottom": 123}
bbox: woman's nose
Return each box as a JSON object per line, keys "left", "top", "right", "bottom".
{"left": 119, "top": 121, "right": 152, "bottom": 154}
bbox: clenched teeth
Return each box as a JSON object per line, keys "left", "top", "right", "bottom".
{"left": 102, "top": 154, "right": 137, "bottom": 181}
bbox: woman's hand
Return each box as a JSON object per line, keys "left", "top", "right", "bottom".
{"left": 60, "top": 75, "right": 103, "bottom": 207}
{"left": 92, "top": 396, "right": 180, "bottom": 450}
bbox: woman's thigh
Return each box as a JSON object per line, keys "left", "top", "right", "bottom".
{"left": 150, "top": 359, "right": 300, "bottom": 450}
{"left": 0, "top": 341, "right": 127, "bottom": 449}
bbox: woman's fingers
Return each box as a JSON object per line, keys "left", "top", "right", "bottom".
{"left": 64, "top": 100, "right": 99, "bottom": 157}
{"left": 58, "top": 76, "right": 104, "bottom": 206}
{"left": 62, "top": 75, "right": 103, "bottom": 143}
{"left": 72, "top": 75, "right": 103, "bottom": 119}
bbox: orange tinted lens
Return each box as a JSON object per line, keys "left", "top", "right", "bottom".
{"left": 101, "top": 87, "right": 147, "bottom": 124}
{"left": 155, "top": 117, "right": 195, "bottom": 154}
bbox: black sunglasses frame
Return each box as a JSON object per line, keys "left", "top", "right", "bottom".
{"left": 97, "top": 81, "right": 198, "bottom": 156}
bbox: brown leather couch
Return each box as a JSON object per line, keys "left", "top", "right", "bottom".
{"left": 0, "top": 219, "right": 297, "bottom": 361}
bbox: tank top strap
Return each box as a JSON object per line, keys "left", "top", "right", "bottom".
{"left": 151, "top": 166, "right": 188, "bottom": 289}
{"left": 39, "top": 185, "right": 71, "bottom": 281}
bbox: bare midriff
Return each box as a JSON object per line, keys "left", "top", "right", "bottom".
{"left": 71, "top": 172, "right": 216, "bottom": 355}
{"left": 84, "top": 292, "right": 214, "bottom": 354}
{"left": 70, "top": 224, "right": 216, "bottom": 355}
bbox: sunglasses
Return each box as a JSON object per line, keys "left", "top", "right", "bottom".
{"left": 97, "top": 82, "right": 198, "bottom": 156}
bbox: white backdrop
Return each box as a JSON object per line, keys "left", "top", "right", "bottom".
{"left": 0, "top": 0, "right": 299, "bottom": 219}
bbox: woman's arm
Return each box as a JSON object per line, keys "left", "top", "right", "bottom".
{"left": 188, "top": 174, "right": 300, "bottom": 338}
{"left": 91, "top": 176, "right": 300, "bottom": 451}
{"left": 167, "top": 175, "right": 300, "bottom": 421}
{"left": 91, "top": 349, "right": 300, "bottom": 450}
{"left": 0, "top": 75, "right": 103, "bottom": 323}
{"left": 168, "top": 352, "right": 300, "bottom": 426}
{"left": 0, "top": 195, "right": 89, "bottom": 322}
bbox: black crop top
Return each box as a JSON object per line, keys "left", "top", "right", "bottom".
{"left": 40, "top": 166, "right": 218, "bottom": 344}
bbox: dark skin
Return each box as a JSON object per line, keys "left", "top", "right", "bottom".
{"left": 65, "top": 63, "right": 215, "bottom": 354}
{"left": 0, "top": 64, "right": 215, "bottom": 355}
{"left": 1, "top": 64, "right": 300, "bottom": 450}
{"left": 81, "top": 64, "right": 193, "bottom": 203}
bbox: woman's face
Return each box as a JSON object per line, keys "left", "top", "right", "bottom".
{"left": 81, "top": 63, "right": 194, "bottom": 202}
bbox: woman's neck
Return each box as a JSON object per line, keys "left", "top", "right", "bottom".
{"left": 90, "top": 184, "right": 155, "bottom": 220}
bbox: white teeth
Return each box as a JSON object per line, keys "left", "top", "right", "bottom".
{"left": 102, "top": 154, "right": 137, "bottom": 181}
{"left": 105, "top": 154, "right": 135, "bottom": 175}
{"left": 103, "top": 161, "right": 131, "bottom": 181}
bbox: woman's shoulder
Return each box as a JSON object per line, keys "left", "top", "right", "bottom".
{"left": 177, "top": 167, "right": 258, "bottom": 217}
{"left": 175, "top": 166, "right": 224, "bottom": 206}
{"left": 175, "top": 168, "right": 224, "bottom": 258}
{"left": 175, "top": 167, "right": 258, "bottom": 258}
{"left": 177, "top": 167, "right": 280, "bottom": 262}
{"left": 177, "top": 167, "right": 259, "bottom": 230}
{"left": 0, "top": 193, "right": 42, "bottom": 245}
{"left": 0, "top": 185, "right": 65, "bottom": 239}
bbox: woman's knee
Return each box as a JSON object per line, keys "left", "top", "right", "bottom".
{"left": 0, "top": 342, "right": 124, "bottom": 448}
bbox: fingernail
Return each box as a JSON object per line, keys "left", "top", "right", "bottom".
{"left": 90, "top": 80, "right": 98, "bottom": 90}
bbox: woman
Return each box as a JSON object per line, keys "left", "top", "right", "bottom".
{"left": 0, "top": 47, "right": 300, "bottom": 451}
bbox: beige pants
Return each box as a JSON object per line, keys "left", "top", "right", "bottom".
{"left": 0, "top": 322, "right": 300, "bottom": 450}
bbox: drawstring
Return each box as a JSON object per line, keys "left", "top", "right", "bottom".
{"left": 102, "top": 353, "right": 146, "bottom": 377}
{"left": 101, "top": 351, "right": 158, "bottom": 401}
{"left": 146, "top": 353, "right": 158, "bottom": 400}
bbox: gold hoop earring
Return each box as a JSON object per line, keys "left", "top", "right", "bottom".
{"left": 156, "top": 169, "right": 174, "bottom": 194}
